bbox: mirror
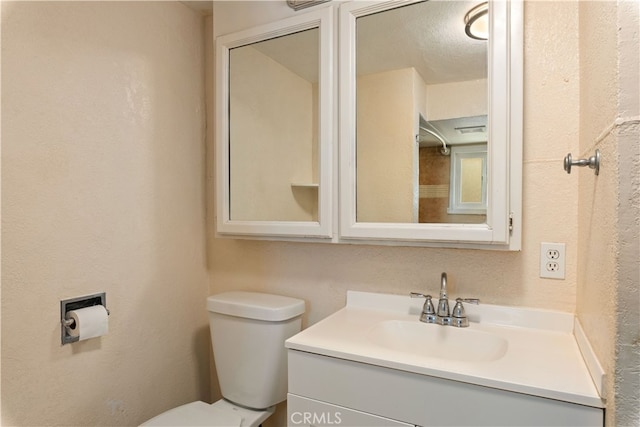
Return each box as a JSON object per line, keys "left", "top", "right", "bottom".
{"left": 339, "top": 0, "right": 522, "bottom": 247}
{"left": 355, "top": 0, "right": 487, "bottom": 224}
{"left": 229, "top": 28, "right": 319, "bottom": 222}
{"left": 216, "top": 8, "right": 333, "bottom": 238}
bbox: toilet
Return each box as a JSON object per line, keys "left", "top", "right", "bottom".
{"left": 141, "top": 291, "right": 305, "bottom": 427}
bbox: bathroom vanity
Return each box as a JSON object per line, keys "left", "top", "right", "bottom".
{"left": 285, "top": 292, "right": 604, "bottom": 426}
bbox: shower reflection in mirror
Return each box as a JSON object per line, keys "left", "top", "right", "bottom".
{"left": 417, "top": 117, "right": 487, "bottom": 224}
{"left": 354, "top": 0, "right": 489, "bottom": 225}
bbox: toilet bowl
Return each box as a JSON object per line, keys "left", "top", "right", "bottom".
{"left": 141, "top": 291, "right": 305, "bottom": 426}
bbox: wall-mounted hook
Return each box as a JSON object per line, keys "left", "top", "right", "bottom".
{"left": 564, "top": 149, "right": 600, "bottom": 175}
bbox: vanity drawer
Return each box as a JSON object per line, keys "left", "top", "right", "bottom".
{"left": 288, "top": 394, "right": 413, "bottom": 427}
{"left": 288, "top": 350, "right": 604, "bottom": 427}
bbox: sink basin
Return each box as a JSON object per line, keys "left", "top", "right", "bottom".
{"left": 368, "top": 320, "right": 508, "bottom": 362}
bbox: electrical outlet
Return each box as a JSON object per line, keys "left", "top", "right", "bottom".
{"left": 540, "top": 242, "right": 565, "bottom": 279}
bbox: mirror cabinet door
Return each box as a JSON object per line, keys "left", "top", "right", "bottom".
{"left": 216, "top": 8, "right": 333, "bottom": 238}
{"left": 339, "top": 0, "right": 522, "bottom": 248}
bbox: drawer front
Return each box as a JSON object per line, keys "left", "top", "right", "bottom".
{"left": 288, "top": 350, "right": 604, "bottom": 427}
{"left": 288, "top": 394, "right": 414, "bottom": 427}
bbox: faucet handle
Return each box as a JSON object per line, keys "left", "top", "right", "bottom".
{"left": 410, "top": 292, "right": 429, "bottom": 298}
{"left": 421, "top": 295, "right": 437, "bottom": 324}
{"left": 451, "top": 299, "right": 469, "bottom": 327}
{"left": 450, "top": 298, "right": 479, "bottom": 327}
{"left": 452, "top": 299, "right": 467, "bottom": 318}
{"left": 410, "top": 293, "right": 437, "bottom": 323}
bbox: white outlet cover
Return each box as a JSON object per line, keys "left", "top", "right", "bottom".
{"left": 540, "top": 242, "right": 566, "bottom": 279}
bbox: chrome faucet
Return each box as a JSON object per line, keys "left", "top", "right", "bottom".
{"left": 410, "top": 272, "right": 479, "bottom": 328}
{"left": 436, "top": 272, "right": 450, "bottom": 325}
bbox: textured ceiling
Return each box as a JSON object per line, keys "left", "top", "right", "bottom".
{"left": 250, "top": 0, "right": 487, "bottom": 85}
{"left": 357, "top": 1, "right": 487, "bottom": 84}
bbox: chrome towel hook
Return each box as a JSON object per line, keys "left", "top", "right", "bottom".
{"left": 564, "top": 149, "right": 600, "bottom": 175}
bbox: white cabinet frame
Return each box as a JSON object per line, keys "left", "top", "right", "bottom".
{"left": 338, "top": 0, "right": 523, "bottom": 249}
{"left": 215, "top": 8, "right": 334, "bottom": 239}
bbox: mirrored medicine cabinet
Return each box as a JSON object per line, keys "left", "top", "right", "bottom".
{"left": 215, "top": 8, "right": 334, "bottom": 238}
{"left": 216, "top": 0, "right": 523, "bottom": 250}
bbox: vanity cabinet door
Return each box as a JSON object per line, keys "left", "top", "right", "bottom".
{"left": 287, "top": 394, "right": 414, "bottom": 427}
{"left": 289, "top": 350, "right": 604, "bottom": 427}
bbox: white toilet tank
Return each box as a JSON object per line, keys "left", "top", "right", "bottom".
{"left": 207, "top": 292, "right": 305, "bottom": 410}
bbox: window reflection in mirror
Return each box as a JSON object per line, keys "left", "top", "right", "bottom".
{"left": 355, "top": 1, "right": 488, "bottom": 224}
{"left": 229, "top": 28, "right": 319, "bottom": 221}
{"left": 460, "top": 158, "right": 483, "bottom": 203}
{"left": 446, "top": 144, "right": 487, "bottom": 218}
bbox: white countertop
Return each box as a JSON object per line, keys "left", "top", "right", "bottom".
{"left": 286, "top": 291, "right": 604, "bottom": 408}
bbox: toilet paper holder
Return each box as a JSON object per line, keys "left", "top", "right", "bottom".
{"left": 60, "top": 292, "right": 110, "bottom": 345}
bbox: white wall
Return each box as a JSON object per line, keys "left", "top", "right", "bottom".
{"left": 1, "top": 2, "right": 209, "bottom": 425}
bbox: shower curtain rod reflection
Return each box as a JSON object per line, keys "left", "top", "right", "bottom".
{"left": 418, "top": 126, "right": 451, "bottom": 156}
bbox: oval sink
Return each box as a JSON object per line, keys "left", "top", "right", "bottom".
{"left": 368, "top": 320, "right": 508, "bottom": 363}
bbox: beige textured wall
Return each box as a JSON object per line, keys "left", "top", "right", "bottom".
{"left": 577, "top": 2, "right": 619, "bottom": 423}
{"left": 577, "top": 1, "right": 640, "bottom": 425}
{"left": 210, "top": 2, "right": 581, "bottom": 425}
{"left": 205, "top": 15, "right": 221, "bottom": 409}
{"left": 1, "top": 2, "right": 209, "bottom": 425}
{"left": 612, "top": 2, "right": 640, "bottom": 425}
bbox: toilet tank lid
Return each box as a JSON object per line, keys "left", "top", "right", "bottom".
{"left": 207, "top": 291, "right": 305, "bottom": 321}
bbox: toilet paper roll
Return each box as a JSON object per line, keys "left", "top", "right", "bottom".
{"left": 66, "top": 305, "right": 109, "bottom": 341}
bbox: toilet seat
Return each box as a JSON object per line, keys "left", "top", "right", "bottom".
{"left": 140, "top": 399, "right": 274, "bottom": 427}
{"left": 141, "top": 401, "right": 241, "bottom": 426}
